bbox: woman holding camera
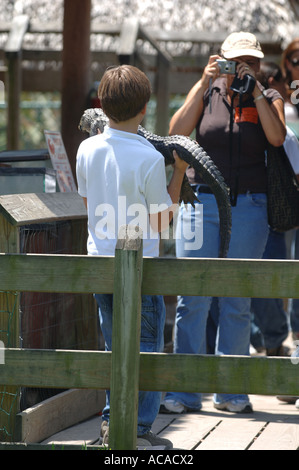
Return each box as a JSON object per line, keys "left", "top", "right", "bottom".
{"left": 160, "top": 32, "right": 286, "bottom": 414}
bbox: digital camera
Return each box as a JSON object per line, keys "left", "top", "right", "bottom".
{"left": 216, "top": 59, "right": 236, "bottom": 75}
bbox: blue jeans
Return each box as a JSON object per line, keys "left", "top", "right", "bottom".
{"left": 165, "top": 191, "right": 269, "bottom": 409}
{"left": 289, "top": 229, "right": 299, "bottom": 333}
{"left": 94, "top": 293, "right": 166, "bottom": 436}
{"left": 209, "top": 229, "right": 290, "bottom": 352}
{"left": 251, "top": 229, "right": 289, "bottom": 349}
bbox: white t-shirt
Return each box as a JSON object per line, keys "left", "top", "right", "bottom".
{"left": 76, "top": 127, "right": 172, "bottom": 257}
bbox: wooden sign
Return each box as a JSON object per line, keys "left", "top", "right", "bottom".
{"left": 44, "top": 130, "right": 77, "bottom": 192}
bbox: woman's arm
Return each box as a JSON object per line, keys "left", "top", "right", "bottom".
{"left": 253, "top": 91, "right": 286, "bottom": 147}
{"left": 169, "top": 55, "right": 221, "bottom": 136}
{"left": 237, "top": 61, "right": 286, "bottom": 147}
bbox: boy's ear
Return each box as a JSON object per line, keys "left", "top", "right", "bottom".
{"left": 140, "top": 104, "right": 147, "bottom": 116}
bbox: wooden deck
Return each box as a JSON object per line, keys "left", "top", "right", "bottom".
{"left": 39, "top": 394, "right": 299, "bottom": 450}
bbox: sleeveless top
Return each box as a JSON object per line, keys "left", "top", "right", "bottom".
{"left": 186, "top": 77, "right": 282, "bottom": 194}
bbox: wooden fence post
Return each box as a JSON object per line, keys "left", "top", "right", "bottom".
{"left": 117, "top": 17, "right": 139, "bottom": 65}
{"left": 139, "top": 26, "right": 172, "bottom": 136}
{"left": 109, "top": 225, "right": 143, "bottom": 450}
{"left": 5, "top": 15, "right": 29, "bottom": 150}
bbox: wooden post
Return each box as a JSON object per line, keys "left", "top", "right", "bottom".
{"left": 5, "top": 15, "right": 29, "bottom": 150}
{"left": 138, "top": 26, "right": 172, "bottom": 136}
{"left": 0, "top": 214, "right": 20, "bottom": 441}
{"left": 109, "top": 225, "right": 143, "bottom": 450}
{"left": 61, "top": 0, "right": 91, "bottom": 182}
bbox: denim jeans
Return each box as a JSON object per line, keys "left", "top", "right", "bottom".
{"left": 94, "top": 293, "right": 166, "bottom": 436}
{"left": 251, "top": 228, "right": 289, "bottom": 349}
{"left": 165, "top": 191, "right": 269, "bottom": 409}
{"left": 289, "top": 229, "right": 299, "bottom": 333}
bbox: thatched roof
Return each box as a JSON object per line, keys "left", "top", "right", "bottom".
{"left": 1, "top": 0, "right": 299, "bottom": 53}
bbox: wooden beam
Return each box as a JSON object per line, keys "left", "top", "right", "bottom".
{"left": 0, "top": 254, "right": 298, "bottom": 299}
{"left": 117, "top": 17, "right": 139, "bottom": 65}
{"left": 139, "top": 26, "right": 172, "bottom": 135}
{"left": 0, "top": 193, "right": 86, "bottom": 226}
{"left": 0, "top": 442, "right": 104, "bottom": 450}
{"left": 0, "top": 213, "right": 20, "bottom": 442}
{"left": 15, "top": 49, "right": 282, "bottom": 95}
{"left": 0, "top": 253, "right": 114, "bottom": 294}
{"left": 15, "top": 389, "right": 105, "bottom": 443}
{"left": 0, "top": 349, "right": 111, "bottom": 389}
{"left": 61, "top": 0, "right": 91, "bottom": 182}
{"left": 5, "top": 15, "right": 29, "bottom": 54}
{"left": 0, "top": 21, "right": 283, "bottom": 49}
{"left": 5, "top": 15, "right": 29, "bottom": 150}
{"left": 141, "top": 257, "right": 299, "bottom": 299}
{"left": 1, "top": 349, "right": 298, "bottom": 397}
{"left": 139, "top": 353, "right": 299, "bottom": 396}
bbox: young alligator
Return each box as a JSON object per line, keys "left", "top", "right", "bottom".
{"left": 78, "top": 107, "right": 232, "bottom": 258}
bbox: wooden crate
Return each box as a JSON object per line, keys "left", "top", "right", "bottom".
{"left": 0, "top": 192, "right": 98, "bottom": 440}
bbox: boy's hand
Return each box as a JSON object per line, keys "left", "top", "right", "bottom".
{"left": 172, "top": 150, "right": 189, "bottom": 173}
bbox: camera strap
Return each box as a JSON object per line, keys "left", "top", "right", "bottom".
{"left": 229, "top": 92, "right": 243, "bottom": 207}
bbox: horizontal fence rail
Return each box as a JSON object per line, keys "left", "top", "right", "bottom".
{"left": 0, "top": 349, "right": 298, "bottom": 397}
{"left": 0, "top": 253, "right": 298, "bottom": 298}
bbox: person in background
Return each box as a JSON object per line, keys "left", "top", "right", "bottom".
{"left": 208, "top": 60, "right": 299, "bottom": 404}
{"left": 281, "top": 38, "right": 299, "bottom": 123}
{"left": 160, "top": 32, "right": 286, "bottom": 415}
{"left": 249, "top": 62, "right": 299, "bottom": 357}
{"left": 281, "top": 40, "right": 299, "bottom": 344}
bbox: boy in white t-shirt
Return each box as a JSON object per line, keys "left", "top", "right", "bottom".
{"left": 76, "top": 65, "right": 188, "bottom": 449}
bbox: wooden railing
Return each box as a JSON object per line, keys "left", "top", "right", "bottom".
{"left": 0, "top": 225, "right": 299, "bottom": 449}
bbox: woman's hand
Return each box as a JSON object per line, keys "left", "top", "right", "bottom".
{"left": 236, "top": 61, "right": 257, "bottom": 80}
{"left": 201, "top": 55, "right": 222, "bottom": 89}
{"left": 172, "top": 150, "right": 189, "bottom": 173}
{"left": 235, "top": 59, "right": 285, "bottom": 146}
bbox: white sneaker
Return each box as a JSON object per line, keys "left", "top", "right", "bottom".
{"left": 160, "top": 399, "right": 186, "bottom": 414}
{"left": 214, "top": 398, "right": 253, "bottom": 413}
{"left": 295, "top": 399, "right": 299, "bottom": 410}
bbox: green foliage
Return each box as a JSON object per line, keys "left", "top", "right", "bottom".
{"left": 0, "top": 92, "right": 61, "bottom": 151}
{"left": 0, "top": 92, "right": 185, "bottom": 152}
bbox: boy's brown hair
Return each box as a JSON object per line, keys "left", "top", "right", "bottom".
{"left": 98, "top": 65, "right": 151, "bottom": 123}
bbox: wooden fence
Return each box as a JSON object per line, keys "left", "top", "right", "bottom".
{"left": 0, "top": 225, "right": 299, "bottom": 449}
